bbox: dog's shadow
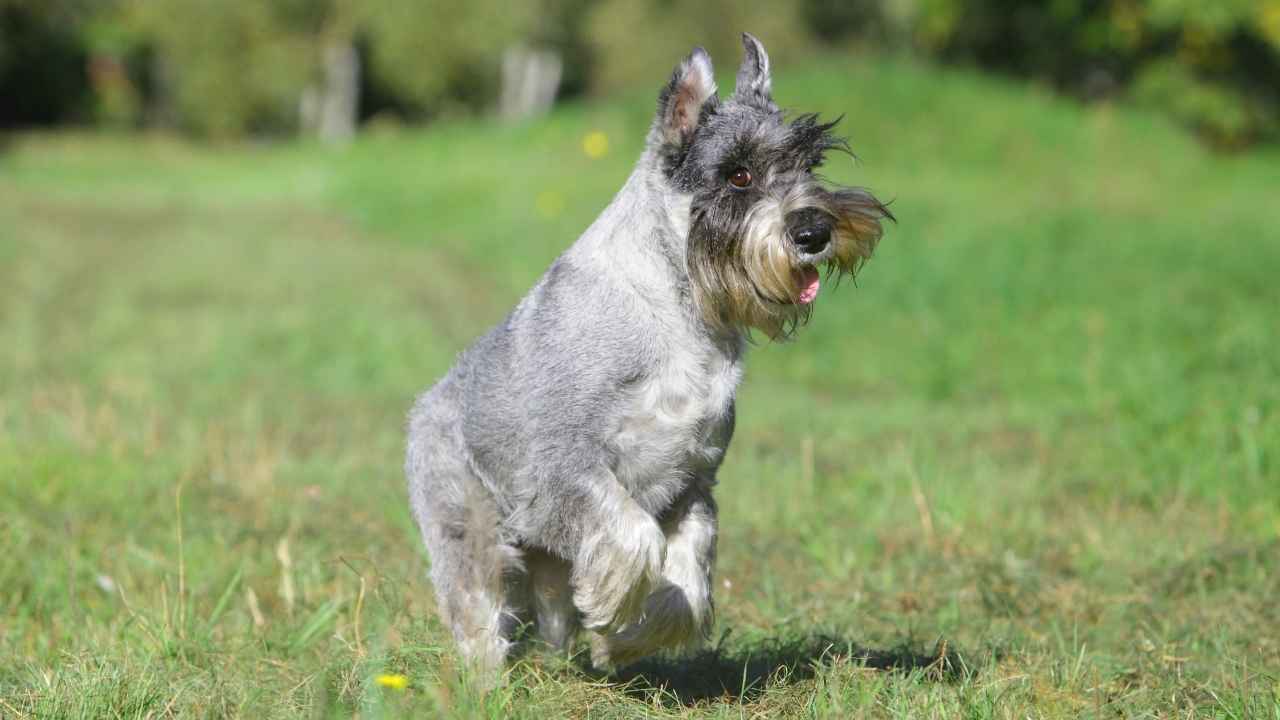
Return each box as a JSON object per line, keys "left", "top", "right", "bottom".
{"left": 577, "top": 632, "right": 970, "bottom": 706}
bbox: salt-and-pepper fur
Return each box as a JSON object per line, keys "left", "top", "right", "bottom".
{"left": 406, "top": 33, "right": 891, "bottom": 682}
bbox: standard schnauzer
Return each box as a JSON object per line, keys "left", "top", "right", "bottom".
{"left": 406, "top": 33, "right": 891, "bottom": 681}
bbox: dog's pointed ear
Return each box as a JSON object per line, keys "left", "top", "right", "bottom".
{"left": 657, "top": 47, "right": 716, "bottom": 145}
{"left": 733, "top": 32, "right": 773, "bottom": 107}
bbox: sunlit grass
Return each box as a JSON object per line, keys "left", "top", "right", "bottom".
{"left": 2, "top": 53, "right": 1278, "bottom": 717}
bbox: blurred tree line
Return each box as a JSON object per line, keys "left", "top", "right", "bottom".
{"left": 2, "top": 0, "right": 1277, "bottom": 149}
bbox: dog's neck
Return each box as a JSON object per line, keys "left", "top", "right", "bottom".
{"left": 641, "top": 164, "right": 748, "bottom": 352}
{"left": 569, "top": 158, "right": 743, "bottom": 349}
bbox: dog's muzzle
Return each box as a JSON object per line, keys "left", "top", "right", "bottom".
{"left": 786, "top": 208, "right": 835, "bottom": 254}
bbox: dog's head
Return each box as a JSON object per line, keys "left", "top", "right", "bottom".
{"left": 649, "top": 33, "right": 892, "bottom": 340}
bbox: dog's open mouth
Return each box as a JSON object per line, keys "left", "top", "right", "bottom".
{"left": 794, "top": 266, "right": 821, "bottom": 305}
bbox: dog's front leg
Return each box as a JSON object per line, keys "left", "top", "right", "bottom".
{"left": 533, "top": 468, "right": 666, "bottom": 635}
{"left": 590, "top": 483, "right": 717, "bottom": 668}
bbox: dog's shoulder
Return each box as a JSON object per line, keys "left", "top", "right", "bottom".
{"left": 529, "top": 249, "right": 670, "bottom": 348}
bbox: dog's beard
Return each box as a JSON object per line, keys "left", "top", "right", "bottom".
{"left": 687, "top": 184, "right": 888, "bottom": 340}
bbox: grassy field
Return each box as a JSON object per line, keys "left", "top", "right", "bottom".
{"left": 2, "top": 52, "right": 1279, "bottom": 718}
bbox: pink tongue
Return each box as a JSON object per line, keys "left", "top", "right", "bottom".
{"left": 796, "top": 267, "right": 821, "bottom": 305}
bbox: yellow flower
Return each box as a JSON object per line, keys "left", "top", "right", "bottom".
{"left": 1259, "top": 2, "right": 1280, "bottom": 48}
{"left": 375, "top": 673, "right": 409, "bottom": 690}
{"left": 582, "top": 130, "right": 609, "bottom": 159}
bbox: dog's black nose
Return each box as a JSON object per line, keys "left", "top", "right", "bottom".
{"left": 787, "top": 208, "right": 835, "bottom": 254}
{"left": 793, "top": 224, "right": 831, "bottom": 253}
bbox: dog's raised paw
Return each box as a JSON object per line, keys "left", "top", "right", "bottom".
{"left": 572, "top": 506, "right": 665, "bottom": 633}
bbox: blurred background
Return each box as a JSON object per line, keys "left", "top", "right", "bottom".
{"left": 4, "top": 0, "right": 1280, "bottom": 148}
{"left": 3, "top": 1, "right": 1279, "bottom": 717}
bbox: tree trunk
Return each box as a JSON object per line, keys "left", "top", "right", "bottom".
{"left": 301, "top": 42, "right": 360, "bottom": 143}
{"left": 499, "top": 46, "right": 562, "bottom": 122}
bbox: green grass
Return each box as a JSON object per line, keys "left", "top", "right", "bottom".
{"left": 2, "top": 53, "right": 1279, "bottom": 718}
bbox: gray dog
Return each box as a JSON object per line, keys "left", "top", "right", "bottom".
{"left": 406, "top": 33, "right": 890, "bottom": 681}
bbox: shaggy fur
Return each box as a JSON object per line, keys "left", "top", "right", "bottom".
{"left": 406, "top": 33, "right": 891, "bottom": 685}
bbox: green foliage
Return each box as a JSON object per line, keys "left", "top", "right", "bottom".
{"left": 3, "top": 0, "right": 1277, "bottom": 148}
{"left": 121, "top": 0, "right": 313, "bottom": 137}
{"left": 800, "top": 0, "right": 891, "bottom": 44}
{"left": 359, "top": 1, "right": 535, "bottom": 118}
{"left": 896, "top": 0, "right": 1280, "bottom": 147}
{"left": 91, "top": 0, "right": 536, "bottom": 135}
{"left": 2, "top": 54, "right": 1279, "bottom": 716}
{"left": 583, "top": 0, "right": 811, "bottom": 95}
{"left": 0, "top": 0, "right": 95, "bottom": 125}
{"left": 1133, "top": 59, "right": 1263, "bottom": 148}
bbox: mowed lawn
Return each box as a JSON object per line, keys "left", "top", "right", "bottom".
{"left": 2, "top": 54, "right": 1278, "bottom": 718}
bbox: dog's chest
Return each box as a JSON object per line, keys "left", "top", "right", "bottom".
{"left": 609, "top": 340, "right": 740, "bottom": 512}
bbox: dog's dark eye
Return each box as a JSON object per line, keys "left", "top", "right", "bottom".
{"left": 728, "top": 168, "right": 752, "bottom": 188}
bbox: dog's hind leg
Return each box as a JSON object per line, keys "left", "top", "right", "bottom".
{"left": 407, "top": 387, "right": 523, "bottom": 685}
{"left": 590, "top": 483, "right": 717, "bottom": 668}
{"left": 525, "top": 549, "right": 580, "bottom": 652}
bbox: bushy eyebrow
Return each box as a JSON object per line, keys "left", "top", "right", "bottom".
{"left": 702, "top": 110, "right": 853, "bottom": 178}
{"left": 784, "top": 114, "right": 851, "bottom": 166}
{"left": 718, "top": 140, "right": 755, "bottom": 169}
